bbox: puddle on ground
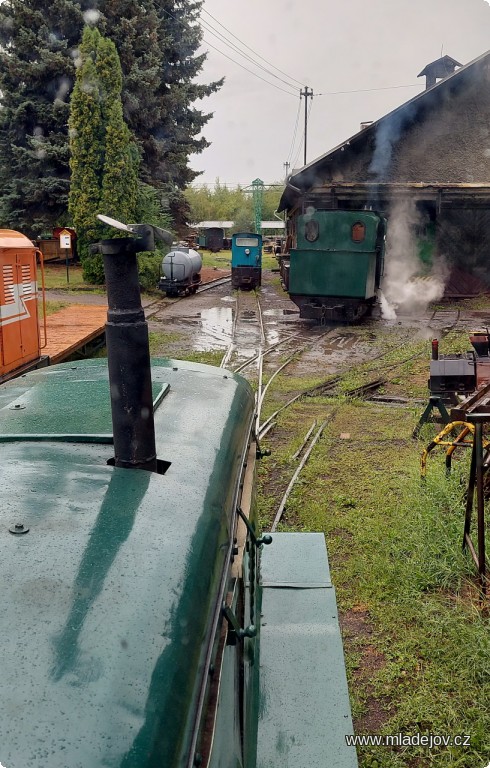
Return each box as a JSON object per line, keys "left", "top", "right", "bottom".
{"left": 192, "top": 306, "right": 233, "bottom": 350}
{"left": 263, "top": 308, "right": 299, "bottom": 317}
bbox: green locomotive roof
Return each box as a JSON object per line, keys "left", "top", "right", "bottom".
{"left": 0, "top": 359, "right": 254, "bottom": 768}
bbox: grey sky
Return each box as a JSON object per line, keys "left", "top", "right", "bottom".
{"left": 189, "top": 0, "right": 490, "bottom": 186}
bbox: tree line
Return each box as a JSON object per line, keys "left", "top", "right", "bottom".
{"left": 185, "top": 182, "right": 283, "bottom": 232}
{"left": 0, "top": 0, "right": 221, "bottom": 282}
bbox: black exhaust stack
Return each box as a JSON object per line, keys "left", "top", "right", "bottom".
{"left": 92, "top": 218, "right": 173, "bottom": 472}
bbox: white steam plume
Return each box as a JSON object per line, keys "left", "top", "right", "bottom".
{"left": 380, "top": 198, "right": 448, "bottom": 319}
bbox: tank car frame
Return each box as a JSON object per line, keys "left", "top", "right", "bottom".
{"left": 159, "top": 246, "right": 202, "bottom": 297}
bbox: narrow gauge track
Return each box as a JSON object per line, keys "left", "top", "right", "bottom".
{"left": 220, "top": 290, "right": 265, "bottom": 369}
{"left": 144, "top": 275, "right": 232, "bottom": 320}
{"left": 262, "top": 307, "right": 465, "bottom": 530}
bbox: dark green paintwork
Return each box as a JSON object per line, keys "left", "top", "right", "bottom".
{"left": 290, "top": 210, "right": 382, "bottom": 299}
{"left": 257, "top": 533, "right": 358, "bottom": 768}
{"left": 0, "top": 358, "right": 254, "bottom": 768}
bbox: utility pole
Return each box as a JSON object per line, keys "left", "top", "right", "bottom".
{"left": 283, "top": 161, "right": 290, "bottom": 179}
{"left": 300, "top": 86, "right": 313, "bottom": 166}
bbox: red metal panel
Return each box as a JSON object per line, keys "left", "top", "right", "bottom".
{"left": 0, "top": 242, "right": 40, "bottom": 376}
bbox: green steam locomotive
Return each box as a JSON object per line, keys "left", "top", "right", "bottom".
{"left": 280, "top": 209, "right": 386, "bottom": 322}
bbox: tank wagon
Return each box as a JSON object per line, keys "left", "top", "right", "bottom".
{"left": 231, "top": 232, "right": 262, "bottom": 289}
{"left": 159, "top": 247, "right": 202, "bottom": 296}
{"left": 280, "top": 209, "right": 386, "bottom": 322}
{"left": 0, "top": 221, "right": 358, "bottom": 768}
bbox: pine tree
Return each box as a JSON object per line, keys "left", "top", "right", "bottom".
{"left": 150, "top": 0, "right": 223, "bottom": 229}
{"left": 0, "top": 0, "right": 83, "bottom": 235}
{"left": 0, "top": 0, "right": 221, "bottom": 235}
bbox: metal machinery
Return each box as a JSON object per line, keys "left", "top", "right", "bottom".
{"left": 280, "top": 209, "right": 386, "bottom": 322}
{"left": 159, "top": 247, "right": 202, "bottom": 297}
{"left": 0, "top": 220, "right": 358, "bottom": 768}
{"left": 419, "top": 333, "right": 490, "bottom": 597}
{"left": 429, "top": 333, "right": 490, "bottom": 397}
{"left": 0, "top": 229, "right": 47, "bottom": 382}
{"left": 231, "top": 232, "right": 262, "bottom": 289}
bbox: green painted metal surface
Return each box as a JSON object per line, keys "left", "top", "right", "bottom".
{"left": 257, "top": 533, "right": 358, "bottom": 768}
{"left": 0, "top": 368, "right": 168, "bottom": 436}
{"left": 290, "top": 210, "right": 382, "bottom": 299}
{"left": 0, "top": 358, "right": 254, "bottom": 768}
{"left": 290, "top": 248, "right": 377, "bottom": 298}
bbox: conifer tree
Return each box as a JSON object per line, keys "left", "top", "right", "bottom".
{"left": 68, "top": 27, "right": 105, "bottom": 255}
{"left": 0, "top": 0, "right": 221, "bottom": 235}
{"left": 68, "top": 26, "right": 139, "bottom": 280}
{"left": 0, "top": 0, "right": 83, "bottom": 235}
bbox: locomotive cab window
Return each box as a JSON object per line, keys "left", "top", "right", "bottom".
{"left": 351, "top": 222, "right": 366, "bottom": 243}
{"left": 235, "top": 237, "right": 259, "bottom": 247}
{"left": 304, "top": 219, "right": 319, "bottom": 242}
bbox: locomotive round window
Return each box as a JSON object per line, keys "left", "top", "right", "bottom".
{"left": 351, "top": 222, "right": 366, "bottom": 243}
{"left": 304, "top": 219, "right": 319, "bottom": 242}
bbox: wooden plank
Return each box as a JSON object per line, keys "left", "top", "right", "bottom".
{"left": 43, "top": 304, "right": 107, "bottom": 363}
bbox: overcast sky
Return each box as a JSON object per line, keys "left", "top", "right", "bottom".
{"left": 189, "top": 0, "right": 490, "bottom": 186}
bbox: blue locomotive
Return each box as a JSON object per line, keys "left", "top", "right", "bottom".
{"left": 231, "top": 231, "right": 262, "bottom": 289}
{"left": 0, "top": 220, "right": 358, "bottom": 768}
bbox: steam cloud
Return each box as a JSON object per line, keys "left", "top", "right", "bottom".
{"left": 380, "top": 199, "right": 448, "bottom": 319}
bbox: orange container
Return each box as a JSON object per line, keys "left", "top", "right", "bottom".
{"left": 0, "top": 230, "right": 45, "bottom": 378}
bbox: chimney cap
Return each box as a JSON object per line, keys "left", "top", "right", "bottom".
{"left": 418, "top": 55, "right": 462, "bottom": 79}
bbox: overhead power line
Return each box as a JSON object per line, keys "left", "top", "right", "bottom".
{"left": 286, "top": 97, "right": 302, "bottom": 166}
{"left": 201, "top": 37, "right": 298, "bottom": 97}
{"left": 316, "top": 83, "right": 420, "bottom": 96}
{"left": 292, "top": 97, "right": 313, "bottom": 169}
{"left": 200, "top": 16, "right": 300, "bottom": 91}
{"left": 161, "top": 6, "right": 423, "bottom": 103}
{"left": 158, "top": 6, "right": 299, "bottom": 98}
{"left": 201, "top": 7, "right": 304, "bottom": 88}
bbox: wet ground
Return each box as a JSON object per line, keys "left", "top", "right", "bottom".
{"left": 47, "top": 271, "right": 490, "bottom": 381}
{"left": 143, "top": 271, "right": 490, "bottom": 378}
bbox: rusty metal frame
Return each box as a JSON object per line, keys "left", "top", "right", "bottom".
{"left": 462, "top": 414, "right": 490, "bottom": 599}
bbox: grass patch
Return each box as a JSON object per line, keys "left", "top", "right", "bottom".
{"left": 174, "top": 349, "right": 224, "bottom": 366}
{"left": 198, "top": 248, "right": 277, "bottom": 271}
{"left": 148, "top": 330, "right": 184, "bottom": 356}
{"left": 39, "top": 299, "right": 69, "bottom": 316}
{"left": 199, "top": 249, "right": 231, "bottom": 269}
{"left": 41, "top": 264, "right": 106, "bottom": 293}
{"left": 258, "top": 391, "right": 490, "bottom": 767}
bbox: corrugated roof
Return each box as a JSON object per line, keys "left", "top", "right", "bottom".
{"left": 195, "top": 221, "right": 234, "bottom": 228}
{"left": 192, "top": 221, "right": 285, "bottom": 229}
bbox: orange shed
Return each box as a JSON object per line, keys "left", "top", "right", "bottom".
{"left": 0, "top": 230, "right": 45, "bottom": 379}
